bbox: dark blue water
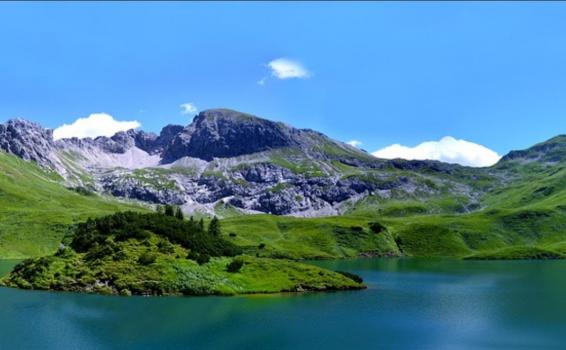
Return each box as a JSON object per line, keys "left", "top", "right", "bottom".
{"left": 1, "top": 258, "right": 566, "bottom": 349}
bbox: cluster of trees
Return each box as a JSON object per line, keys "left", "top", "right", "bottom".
{"left": 156, "top": 205, "right": 185, "bottom": 220}
{"left": 70, "top": 211, "right": 241, "bottom": 258}
{"left": 156, "top": 205, "right": 221, "bottom": 236}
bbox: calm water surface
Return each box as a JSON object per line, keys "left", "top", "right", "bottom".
{"left": 1, "top": 258, "right": 566, "bottom": 350}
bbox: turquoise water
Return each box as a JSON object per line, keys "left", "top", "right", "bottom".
{"left": 2, "top": 258, "right": 566, "bottom": 349}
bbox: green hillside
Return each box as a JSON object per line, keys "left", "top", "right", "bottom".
{"left": 5, "top": 132, "right": 566, "bottom": 263}
{"left": 0, "top": 152, "right": 145, "bottom": 259}
{"left": 1, "top": 211, "right": 363, "bottom": 295}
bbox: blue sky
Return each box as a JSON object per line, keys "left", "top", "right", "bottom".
{"left": 1, "top": 2, "right": 566, "bottom": 165}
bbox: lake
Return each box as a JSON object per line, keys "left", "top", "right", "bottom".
{"left": 1, "top": 258, "right": 566, "bottom": 349}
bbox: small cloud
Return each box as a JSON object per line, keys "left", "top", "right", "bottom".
{"left": 257, "top": 77, "right": 267, "bottom": 86}
{"left": 180, "top": 102, "right": 198, "bottom": 115}
{"left": 347, "top": 140, "right": 363, "bottom": 148}
{"left": 372, "top": 136, "right": 501, "bottom": 167}
{"left": 267, "top": 58, "right": 311, "bottom": 79}
{"left": 53, "top": 113, "right": 141, "bottom": 140}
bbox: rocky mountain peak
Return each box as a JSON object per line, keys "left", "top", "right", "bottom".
{"left": 0, "top": 118, "right": 57, "bottom": 167}
{"left": 161, "top": 109, "right": 299, "bottom": 162}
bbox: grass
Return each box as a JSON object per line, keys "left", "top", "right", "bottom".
{"left": 222, "top": 214, "right": 400, "bottom": 260}
{"left": 1, "top": 231, "right": 363, "bottom": 296}
{"left": 0, "top": 152, "right": 145, "bottom": 259}
{"left": 465, "top": 246, "right": 565, "bottom": 260}
{"left": 7, "top": 137, "right": 566, "bottom": 263}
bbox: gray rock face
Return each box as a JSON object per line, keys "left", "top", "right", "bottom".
{"left": 162, "top": 109, "right": 300, "bottom": 162}
{"left": 1, "top": 108, "right": 480, "bottom": 217}
{"left": 100, "top": 174, "right": 186, "bottom": 205}
{"left": 0, "top": 119, "right": 57, "bottom": 168}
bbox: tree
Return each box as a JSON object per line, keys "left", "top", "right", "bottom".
{"left": 196, "top": 253, "right": 210, "bottom": 265}
{"left": 208, "top": 216, "right": 221, "bottom": 236}
{"left": 175, "top": 207, "right": 184, "bottom": 220}
{"left": 156, "top": 205, "right": 164, "bottom": 215}
{"left": 164, "top": 205, "right": 175, "bottom": 217}
{"left": 226, "top": 258, "right": 244, "bottom": 273}
{"left": 198, "top": 218, "right": 205, "bottom": 232}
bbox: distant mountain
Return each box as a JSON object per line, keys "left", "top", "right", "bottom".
{"left": 1, "top": 108, "right": 563, "bottom": 219}
{"left": 500, "top": 135, "right": 566, "bottom": 164}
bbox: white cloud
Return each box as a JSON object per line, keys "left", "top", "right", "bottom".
{"left": 180, "top": 102, "right": 198, "bottom": 115}
{"left": 257, "top": 77, "right": 267, "bottom": 86}
{"left": 267, "top": 58, "right": 311, "bottom": 79}
{"left": 53, "top": 113, "right": 141, "bottom": 140}
{"left": 372, "top": 136, "right": 501, "bottom": 167}
{"left": 347, "top": 140, "right": 363, "bottom": 148}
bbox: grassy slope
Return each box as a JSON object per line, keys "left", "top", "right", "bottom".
{"left": 5, "top": 144, "right": 566, "bottom": 261}
{"left": 0, "top": 152, "right": 144, "bottom": 259}
{"left": 222, "top": 161, "right": 566, "bottom": 260}
{"left": 1, "top": 232, "right": 363, "bottom": 295}
{"left": 222, "top": 214, "right": 400, "bottom": 259}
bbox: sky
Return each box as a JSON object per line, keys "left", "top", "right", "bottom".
{"left": 2, "top": 2, "right": 566, "bottom": 166}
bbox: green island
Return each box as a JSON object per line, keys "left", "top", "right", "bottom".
{"left": 0, "top": 210, "right": 363, "bottom": 295}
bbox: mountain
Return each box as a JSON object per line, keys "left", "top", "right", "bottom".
{"left": 500, "top": 135, "right": 566, "bottom": 164}
{"left": 4, "top": 108, "right": 566, "bottom": 262}
{"left": 0, "top": 108, "right": 481, "bottom": 218}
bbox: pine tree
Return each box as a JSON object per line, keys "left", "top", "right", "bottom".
{"left": 198, "top": 218, "right": 205, "bottom": 232}
{"left": 175, "top": 207, "right": 184, "bottom": 220}
{"left": 164, "top": 205, "right": 175, "bottom": 217}
{"left": 208, "top": 216, "right": 221, "bottom": 236}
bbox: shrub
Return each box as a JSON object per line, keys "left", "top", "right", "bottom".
{"left": 226, "top": 258, "right": 244, "bottom": 273}
{"left": 187, "top": 251, "right": 199, "bottom": 261}
{"left": 335, "top": 270, "right": 363, "bottom": 283}
{"left": 369, "top": 222, "right": 386, "bottom": 234}
{"left": 157, "top": 239, "right": 175, "bottom": 254}
{"left": 350, "top": 226, "right": 364, "bottom": 232}
{"left": 258, "top": 243, "right": 266, "bottom": 249}
{"left": 138, "top": 252, "right": 157, "bottom": 265}
{"left": 196, "top": 253, "right": 210, "bottom": 265}
{"left": 69, "top": 186, "right": 95, "bottom": 196}
{"left": 229, "top": 232, "right": 237, "bottom": 238}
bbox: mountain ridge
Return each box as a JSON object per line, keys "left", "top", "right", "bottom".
{"left": 0, "top": 108, "right": 563, "bottom": 219}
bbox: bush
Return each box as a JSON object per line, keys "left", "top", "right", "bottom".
{"left": 69, "top": 186, "right": 95, "bottom": 196}
{"left": 350, "top": 226, "right": 364, "bottom": 232}
{"left": 187, "top": 251, "right": 199, "bottom": 261}
{"left": 226, "top": 258, "right": 244, "bottom": 273}
{"left": 258, "top": 243, "right": 266, "bottom": 249}
{"left": 369, "top": 222, "right": 387, "bottom": 234}
{"left": 138, "top": 252, "right": 157, "bottom": 265}
{"left": 335, "top": 270, "right": 363, "bottom": 283}
{"left": 157, "top": 239, "right": 175, "bottom": 254}
{"left": 229, "top": 232, "right": 237, "bottom": 238}
{"left": 196, "top": 253, "right": 210, "bottom": 265}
